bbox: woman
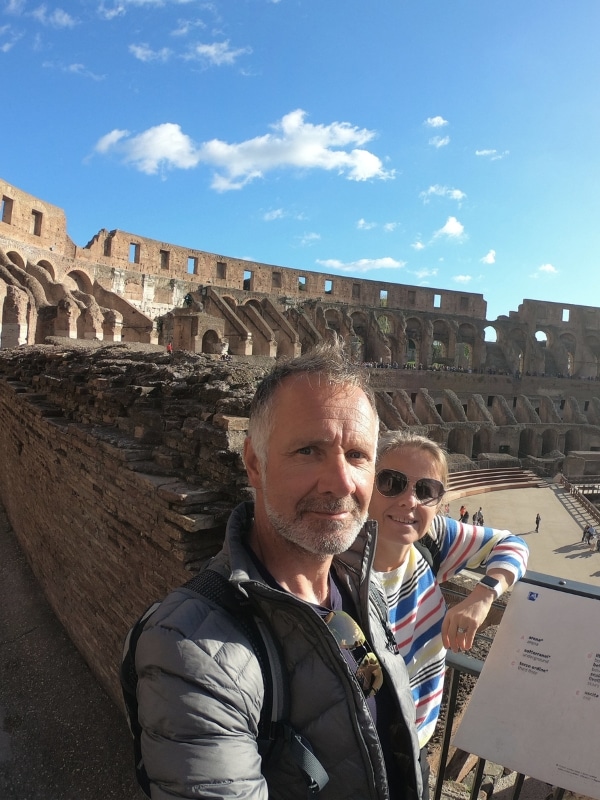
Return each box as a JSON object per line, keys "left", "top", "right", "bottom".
{"left": 370, "top": 432, "right": 528, "bottom": 793}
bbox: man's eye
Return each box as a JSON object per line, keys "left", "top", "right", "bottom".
{"left": 297, "top": 446, "right": 313, "bottom": 455}
{"left": 348, "top": 450, "right": 368, "bottom": 461}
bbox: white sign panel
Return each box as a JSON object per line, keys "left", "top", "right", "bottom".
{"left": 453, "top": 576, "right": 600, "bottom": 799}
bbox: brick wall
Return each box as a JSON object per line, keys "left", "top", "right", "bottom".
{"left": 0, "top": 344, "right": 267, "bottom": 703}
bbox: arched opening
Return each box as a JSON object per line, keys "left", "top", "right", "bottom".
{"left": 6, "top": 251, "right": 26, "bottom": 269}
{"left": 37, "top": 260, "right": 56, "bottom": 281}
{"left": 202, "top": 329, "right": 221, "bottom": 354}
{"left": 65, "top": 270, "right": 94, "bottom": 294}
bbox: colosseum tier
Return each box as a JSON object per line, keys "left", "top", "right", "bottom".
{"left": 2, "top": 175, "right": 600, "bottom": 471}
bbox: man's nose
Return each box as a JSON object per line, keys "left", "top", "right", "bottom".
{"left": 319, "top": 455, "right": 356, "bottom": 495}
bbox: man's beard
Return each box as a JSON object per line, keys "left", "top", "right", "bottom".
{"left": 264, "top": 496, "right": 367, "bottom": 557}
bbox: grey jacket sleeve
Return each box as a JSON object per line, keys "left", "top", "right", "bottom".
{"left": 135, "top": 592, "right": 268, "bottom": 800}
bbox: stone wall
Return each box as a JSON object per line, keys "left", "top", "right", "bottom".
{"left": 0, "top": 343, "right": 268, "bottom": 703}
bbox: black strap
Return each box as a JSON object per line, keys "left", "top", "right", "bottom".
{"left": 183, "top": 569, "right": 329, "bottom": 798}
{"left": 414, "top": 532, "right": 442, "bottom": 576}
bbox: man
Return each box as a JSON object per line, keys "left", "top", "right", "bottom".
{"left": 135, "top": 344, "right": 422, "bottom": 800}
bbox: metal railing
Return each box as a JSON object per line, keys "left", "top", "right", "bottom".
{"left": 560, "top": 476, "right": 600, "bottom": 526}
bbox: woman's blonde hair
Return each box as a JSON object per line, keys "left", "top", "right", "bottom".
{"left": 376, "top": 431, "right": 449, "bottom": 489}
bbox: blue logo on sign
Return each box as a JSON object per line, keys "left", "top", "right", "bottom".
{"left": 527, "top": 592, "right": 539, "bottom": 601}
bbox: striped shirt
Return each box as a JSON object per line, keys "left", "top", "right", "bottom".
{"left": 375, "top": 514, "right": 528, "bottom": 747}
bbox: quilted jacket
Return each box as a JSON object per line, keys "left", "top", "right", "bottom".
{"left": 136, "top": 502, "right": 422, "bottom": 800}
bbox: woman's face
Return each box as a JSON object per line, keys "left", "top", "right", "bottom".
{"left": 370, "top": 446, "right": 443, "bottom": 571}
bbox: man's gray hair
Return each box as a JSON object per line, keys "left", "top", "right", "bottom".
{"left": 248, "top": 341, "right": 377, "bottom": 467}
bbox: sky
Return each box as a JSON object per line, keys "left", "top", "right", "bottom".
{"left": 3, "top": 0, "right": 600, "bottom": 322}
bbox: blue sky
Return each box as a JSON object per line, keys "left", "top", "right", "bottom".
{"left": 3, "top": 0, "right": 600, "bottom": 321}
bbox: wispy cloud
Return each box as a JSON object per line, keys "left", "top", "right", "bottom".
{"left": 413, "top": 268, "right": 438, "bottom": 280}
{"left": 475, "top": 148, "right": 509, "bottom": 161}
{"left": 94, "top": 109, "right": 395, "bottom": 189}
{"left": 434, "top": 216, "right": 465, "bottom": 239}
{"left": 357, "top": 218, "right": 400, "bottom": 232}
{"left": 480, "top": 249, "right": 496, "bottom": 264}
{"left": 31, "top": 5, "right": 77, "bottom": 28}
{"left": 298, "top": 232, "right": 321, "bottom": 246}
{"left": 357, "top": 218, "right": 377, "bottom": 231}
{"left": 0, "top": 24, "right": 22, "bottom": 52}
{"left": 420, "top": 184, "right": 465, "bottom": 203}
{"left": 316, "top": 257, "right": 405, "bottom": 274}
{"left": 129, "top": 43, "right": 172, "bottom": 61}
{"left": 411, "top": 240, "right": 425, "bottom": 251}
{"left": 530, "top": 263, "right": 558, "bottom": 278}
{"left": 425, "top": 116, "right": 448, "bottom": 128}
{"left": 171, "top": 18, "right": 207, "bottom": 36}
{"left": 452, "top": 274, "right": 472, "bottom": 284}
{"left": 43, "top": 61, "right": 105, "bottom": 80}
{"left": 429, "top": 135, "right": 450, "bottom": 148}
{"left": 183, "top": 39, "right": 251, "bottom": 66}
{"left": 263, "top": 208, "right": 285, "bottom": 221}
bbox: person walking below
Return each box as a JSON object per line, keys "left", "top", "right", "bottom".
{"left": 535, "top": 513, "right": 541, "bottom": 532}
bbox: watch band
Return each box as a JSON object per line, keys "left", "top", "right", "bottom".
{"left": 478, "top": 575, "right": 503, "bottom": 600}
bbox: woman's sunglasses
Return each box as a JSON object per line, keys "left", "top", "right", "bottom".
{"left": 375, "top": 469, "right": 445, "bottom": 506}
{"left": 324, "top": 610, "right": 383, "bottom": 698}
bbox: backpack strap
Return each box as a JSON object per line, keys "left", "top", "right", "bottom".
{"left": 183, "top": 569, "right": 330, "bottom": 798}
{"left": 414, "top": 531, "right": 443, "bottom": 576}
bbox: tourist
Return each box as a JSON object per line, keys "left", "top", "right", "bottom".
{"left": 369, "top": 431, "right": 528, "bottom": 799}
{"left": 535, "top": 513, "right": 541, "bottom": 532}
{"left": 134, "top": 343, "right": 422, "bottom": 800}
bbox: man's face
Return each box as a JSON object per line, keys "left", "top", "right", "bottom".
{"left": 246, "top": 374, "right": 378, "bottom": 557}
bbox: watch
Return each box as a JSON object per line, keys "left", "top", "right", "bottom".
{"left": 477, "top": 575, "right": 503, "bottom": 600}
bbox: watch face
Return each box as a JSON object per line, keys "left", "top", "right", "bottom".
{"left": 480, "top": 576, "right": 501, "bottom": 596}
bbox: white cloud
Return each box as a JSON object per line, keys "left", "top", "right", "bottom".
{"left": 95, "top": 129, "right": 130, "bottom": 153}
{"left": 425, "top": 116, "right": 448, "bottom": 128}
{"left": 129, "top": 43, "right": 172, "bottom": 61}
{"left": 263, "top": 209, "right": 284, "bottom": 221}
{"left": 183, "top": 40, "right": 251, "bottom": 66}
{"left": 434, "top": 216, "right": 465, "bottom": 239}
{"left": 6, "top": 0, "right": 25, "bottom": 14}
{"left": 95, "top": 109, "right": 394, "bottom": 187}
{"left": 43, "top": 61, "right": 105, "bottom": 80}
{"left": 475, "top": 149, "right": 509, "bottom": 161}
{"left": 383, "top": 222, "right": 399, "bottom": 232}
{"left": 31, "top": 5, "right": 77, "bottom": 27}
{"left": 413, "top": 268, "right": 438, "bottom": 279}
{"left": 98, "top": 4, "right": 126, "bottom": 20}
{"left": 429, "top": 136, "right": 450, "bottom": 149}
{"left": 357, "top": 218, "right": 377, "bottom": 231}
{"left": 316, "top": 257, "right": 405, "bottom": 274}
{"left": 531, "top": 263, "right": 558, "bottom": 278}
{"left": 0, "top": 24, "right": 21, "bottom": 51}
{"left": 452, "top": 274, "right": 472, "bottom": 284}
{"left": 420, "top": 184, "right": 466, "bottom": 203}
{"left": 411, "top": 241, "right": 425, "bottom": 251}
{"left": 481, "top": 249, "right": 496, "bottom": 264}
{"left": 298, "top": 232, "right": 321, "bottom": 246}
{"left": 171, "top": 18, "right": 206, "bottom": 36}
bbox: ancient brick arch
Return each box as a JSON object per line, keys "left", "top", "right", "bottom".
{"left": 324, "top": 307, "right": 343, "bottom": 335}
{"left": 405, "top": 317, "right": 423, "bottom": 364}
{"left": 37, "top": 259, "right": 56, "bottom": 281}
{"left": 350, "top": 311, "right": 369, "bottom": 360}
{"left": 65, "top": 270, "right": 94, "bottom": 295}
{"left": 584, "top": 335, "right": 600, "bottom": 378}
{"left": 542, "top": 427, "right": 560, "bottom": 455}
{"left": 560, "top": 332, "right": 577, "bottom": 375}
{"left": 6, "top": 250, "right": 25, "bottom": 269}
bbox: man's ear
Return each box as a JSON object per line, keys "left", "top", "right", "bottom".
{"left": 243, "top": 436, "right": 263, "bottom": 489}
